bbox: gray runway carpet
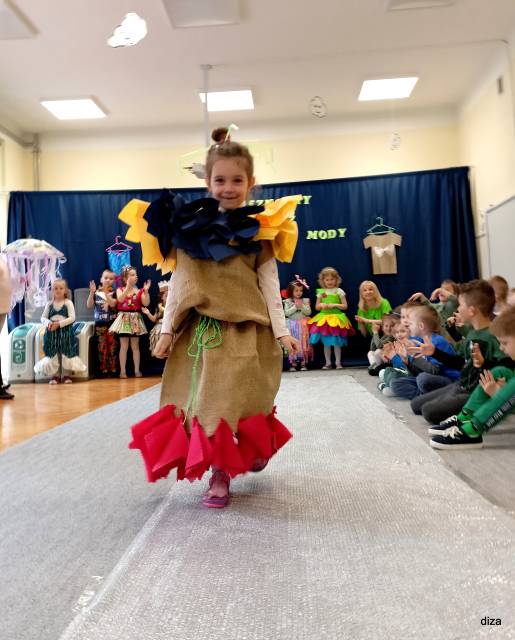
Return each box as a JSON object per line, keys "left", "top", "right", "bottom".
{"left": 46, "top": 372, "right": 515, "bottom": 640}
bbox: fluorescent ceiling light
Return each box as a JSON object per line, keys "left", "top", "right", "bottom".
{"left": 199, "top": 90, "right": 254, "bottom": 112}
{"left": 40, "top": 98, "right": 107, "bottom": 120}
{"left": 358, "top": 77, "right": 419, "bottom": 101}
{"left": 107, "top": 13, "right": 147, "bottom": 48}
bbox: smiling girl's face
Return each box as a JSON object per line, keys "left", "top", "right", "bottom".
{"left": 206, "top": 158, "right": 255, "bottom": 210}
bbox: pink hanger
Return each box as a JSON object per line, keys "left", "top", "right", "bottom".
{"left": 106, "top": 236, "right": 133, "bottom": 255}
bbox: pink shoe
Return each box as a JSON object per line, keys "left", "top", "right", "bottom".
{"left": 49, "top": 377, "right": 60, "bottom": 385}
{"left": 63, "top": 376, "right": 73, "bottom": 384}
{"left": 202, "top": 470, "right": 230, "bottom": 509}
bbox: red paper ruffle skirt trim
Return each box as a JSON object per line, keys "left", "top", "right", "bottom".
{"left": 128, "top": 405, "right": 292, "bottom": 483}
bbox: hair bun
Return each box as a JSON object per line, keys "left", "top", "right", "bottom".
{"left": 211, "top": 127, "right": 229, "bottom": 144}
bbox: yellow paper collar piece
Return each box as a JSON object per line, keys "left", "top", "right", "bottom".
{"left": 252, "top": 195, "right": 301, "bottom": 263}
{"left": 118, "top": 199, "right": 176, "bottom": 274}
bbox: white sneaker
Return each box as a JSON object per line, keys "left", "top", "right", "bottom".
{"left": 382, "top": 387, "right": 395, "bottom": 397}
{"left": 379, "top": 368, "right": 386, "bottom": 381}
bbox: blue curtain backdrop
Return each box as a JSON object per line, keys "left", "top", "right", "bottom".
{"left": 7, "top": 167, "right": 478, "bottom": 366}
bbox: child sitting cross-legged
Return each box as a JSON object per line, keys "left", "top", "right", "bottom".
{"left": 386, "top": 305, "right": 460, "bottom": 400}
{"left": 410, "top": 279, "right": 511, "bottom": 425}
{"left": 367, "top": 314, "right": 396, "bottom": 376}
{"left": 428, "top": 305, "right": 515, "bottom": 449}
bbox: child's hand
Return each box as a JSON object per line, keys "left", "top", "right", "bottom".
{"left": 471, "top": 343, "right": 484, "bottom": 368}
{"left": 394, "top": 341, "right": 408, "bottom": 361}
{"left": 320, "top": 292, "right": 327, "bottom": 299}
{"left": 409, "top": 292, "right": 426, "bottom": 302}
{"left": 279, "top": 335, "right": 300, "bottom": 355}
{"left": 48, "top": 321, "right": 59, "bottom": 331}
{"left": 354, "top": 315, "right": 365, "bottom": 323}
{"left": 430, "top": 287, "right": 451, "bottom": 302}
{"left": 89, "top": 280, "right": 96, "bottom": 293}
{"left": 141, "top": 307, "right": 150, "bottom": 316}
{"left": 479, "top": 370, "right": 506, "bottom": 397}
{"left": 153, "top": 334, "right": 173, "bottom": 358}
{"left": 369, "top": 319, "right": 382, "bottom": 334}
{"left": 294, "top": 298, "right": 303, "bottom": 306}
{"left": 143, "top": 280, "right": 151, "bottom": 292}
{"left": 408, "top": 335, "right": 435, "bottom": 357}
{"left": 382, "top": 342, "right": 395, "bottom": 361}
{"left": 319, "top": 303, "right": 328, "bottom": 309}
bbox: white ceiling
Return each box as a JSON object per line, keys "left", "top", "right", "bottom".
{"left": 1, "top": 0, "right": 515, "bottom": 139}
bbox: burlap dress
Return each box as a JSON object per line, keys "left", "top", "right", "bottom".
{"left": 129, "top": 243, "right": 292, "bottom": 483}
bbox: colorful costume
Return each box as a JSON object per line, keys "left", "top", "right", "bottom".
{"left": 308, "top": 288, "right": 355, "bottom": 346}
{"left": 109, "top": 289, "right": 147, "bottom": 336}
{"left": 93, "top": 290, "right": 118, "bottom": 374}
{"left": 283, "top": 297, "right": 313, "bottom": 365}
{"left": 149, "top": 302, "right": 165, "bottom": 353}
{"left": 119, "top": 191, "right": 301, "bottom": 482}
{"left": 34, "top": 299, "right": 87, "bottom": 376}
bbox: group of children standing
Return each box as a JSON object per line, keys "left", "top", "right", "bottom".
{"left": 35, "top": 265, "right": 169, "bottom": 383}
{"left": 283, "top": 270, "right": 391, "bottom": 370}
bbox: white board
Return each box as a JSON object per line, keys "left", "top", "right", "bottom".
{"left": 485, "top": 195, "right": 515, "bottom": 285}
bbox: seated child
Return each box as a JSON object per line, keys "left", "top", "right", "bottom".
{"left": 367, "top": 313, "right": 396, "bottom": 375}
{"left": 429, "top": 306, "right": 515, "bottom": 449}
{"left": 409, "top": 279, "right": 459, "bottom": 339}
{"left": 489, "top": 275, "right": 510, "bottom": 315}
{"left": 410, "top": 280, "right": 511, "bottom": 424}
{"left": 387, "top": 305, "right": 460, "bottom": 400}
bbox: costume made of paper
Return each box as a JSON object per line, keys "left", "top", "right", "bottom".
{"left": 93, "top": 290, "right": 118, "bottom": 374}
{"left": 149, "top": 302, "right": 165, "bottom": 353}
{"left": 110, "top": 288, "right": 147, "bottom": 336}
{"left": 283, "top": 297, "right": 313, "bottom": 364}
{"left": 119, "top": 191, "right": 300, "bottom": 483}
{"left": 363, "top": 233, "right": 402, "bottom": 275}
{"left": 308, "top": 288, "right": 355, "bottom": 347}
{"left": 34, "top": 299, "right": 87, "bottom": 376}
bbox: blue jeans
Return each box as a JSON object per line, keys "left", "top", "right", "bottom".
{"left": 416, "top": 372, "right": 454, "bottom": 395}
{"left": 390, "top": 372, "right": 453, "bottom": 400}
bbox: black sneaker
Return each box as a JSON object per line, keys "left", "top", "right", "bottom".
{"left": 430, "top": 426, "right": 483, "bottom": 450}
{"left": 427, "top": 415, "right": 460, "bottom": 436}
{"left": 0, "top": 386, "right": 14, "bottom": 400}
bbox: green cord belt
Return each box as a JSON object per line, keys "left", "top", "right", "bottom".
{"left": 184, "top": 316, "right": 223, "bottom": 418}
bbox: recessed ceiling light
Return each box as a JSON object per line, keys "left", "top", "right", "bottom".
{"left": 163, "top": 0, "right": 240, "bottom": 28}
{"left": 40, "top": 98, "right": 107, "bottom": 120}
{"left": 358, "top": 77, "right": 419, "bottom": 101}
{"left": 199, "top": 90, "right": 254, "bottom": 112}
{"left": 107, "top": 13, "right": 147, "bottom": 48}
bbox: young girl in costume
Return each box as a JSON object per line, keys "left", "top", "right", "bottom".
{"left": 283, "top": 276, "right": 312, "bottom": 371}
{"left": 142, "top": 280, "right": 169, "bottom": 354}
{"left": 109, "top": 266, "right": 150, "bottom": 378}
{"left": 119, "top": 133, "right": 300, "bottom": 508}
{"left": 35, "top": 279, "right": 86, "bottom": 384}
{"left": 308, "top": 266, "right": 354, "bottom": 369}
{"left": 355, "top": 280, "right": 392, "bottom": 337}
{"left": 87, "top": 269, "right": 118, "bottom": 376}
